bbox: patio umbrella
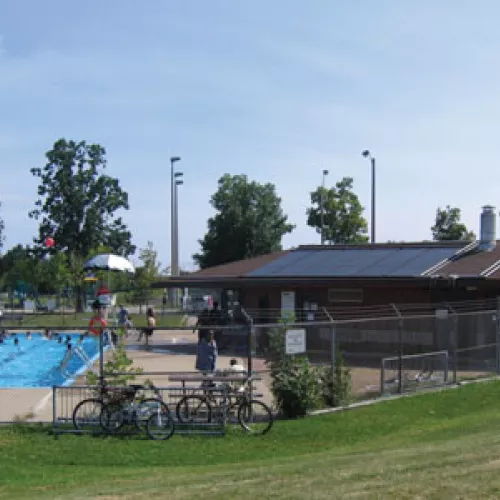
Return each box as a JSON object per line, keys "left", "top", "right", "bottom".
{"left": 83, "top": 254, "right": 135, "bottom": 274}
{"left": 83, "top": 254, "right": 135, "bottom": 292}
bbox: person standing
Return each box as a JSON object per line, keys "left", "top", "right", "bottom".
{"left": 118, "top": 305, "right": 129, "bottom": 337}
{"left": 193, "top": 308, "right": 210, "bottom": 342}
{"left": 209, "top": 302, "right": 224, "bottom": 349}
{"left": 195, "top": 330, "right": 218, "bottom": 373}
{"left": 162, "top": 291, "right": 167, "bottom": 318}
{"left": 138, "top": 307, "right": 156, "bottom": 347}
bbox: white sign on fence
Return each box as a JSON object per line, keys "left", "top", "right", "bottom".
{"left": 435, "top": 309, "right": 448, "bottom": 320}
{"left": 286, "top": 329, "right": 306, "bottom": 355}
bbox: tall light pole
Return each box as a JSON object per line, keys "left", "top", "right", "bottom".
{"left": 170, "top": 156, "right": 182, "bottom": 306}
{"left": 174, "top": 173, "right": 183, "bottom": 277}
{"left": 320, "top": 169, "right": 329, "bottom": 245}
{"left": 362, "top": 150, "right": 376, "bottom": 244}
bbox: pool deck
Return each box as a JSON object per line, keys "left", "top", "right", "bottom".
{"left": 0, "top": 325, "right": 272, "bottom": 423}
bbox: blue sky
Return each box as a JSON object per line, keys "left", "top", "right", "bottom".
{"left": 1, "top": 1, "right": 500, "bottom": 270}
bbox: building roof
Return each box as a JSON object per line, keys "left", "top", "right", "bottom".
{"left": 156, "top": 241, "right": 498, "bottom": 288}
{"left": 248, "top": 243, "right": 466, "bottom": 278}
{"left": 435, "top": 241, "right": 500, "bottom": 279}
{"left": 190, "top": 250, "right": 289, "bottom": 278}
{"left": 153, "top": 239, "right": 500, "bottom": 290}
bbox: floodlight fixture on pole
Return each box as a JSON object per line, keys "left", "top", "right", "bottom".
{"left": 362, "top": 150, "right": 376, "bottom": 244}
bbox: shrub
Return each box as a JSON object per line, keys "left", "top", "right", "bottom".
{"left": 266, "top": 326, "right": 322, "bottom": 418}
{"left": 318, "top": 350, "right": 351, "bottom": 407}
{"left": 86, "top": 341, "right": 143, "bottom": 386}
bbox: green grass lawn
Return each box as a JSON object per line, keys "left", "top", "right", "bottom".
{"left": 3, "top": 381, "right": 500, "bottom": 499}
{"left": 2, "top": 312, "right": 186, "bottom": 330}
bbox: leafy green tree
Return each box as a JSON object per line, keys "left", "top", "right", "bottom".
{"left": 29, "top": 139, "right": 136, "bottom": 310}
{"left": 0, "top": 245, "right": 72, "bottom": 301}
{"left": 307, "top": 177, "right": 368, "bottom": 244}
{"left": 194, "top": 174, "right": 294, "bottom": 268}
{"left": 129, "top": 241, "right": 162, "bottom": 311}
{"left": 431, "top": 206, "right": 475, "bottom": 241}
{"left": 0, "top": 245, "right": 34, "bottom": 295}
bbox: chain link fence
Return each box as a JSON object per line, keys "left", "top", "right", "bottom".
{"left": 2, "top": 298, "right": 500, "bottom": 423}
{"left": 249, "top": 299, "right": 500, "bottom": 398}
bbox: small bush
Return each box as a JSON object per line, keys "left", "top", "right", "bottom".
{"left": 318, "top": 350, "right": 351, "bottom": 407}
{"left": 266, "top": 326, "right": 322, "bottom": 418}
{"left": 271, "top": 356, "right": 322, "bottom": 418}
{"left": 86, "top": 342, "right": 143, "bottom": 386}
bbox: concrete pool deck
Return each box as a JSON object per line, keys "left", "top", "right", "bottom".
{"left": 0, "top": 327, "right": 272, "bottom": 423}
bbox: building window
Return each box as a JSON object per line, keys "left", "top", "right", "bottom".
{"left": 328, "top": 288, "right": 363, "bottom": 303}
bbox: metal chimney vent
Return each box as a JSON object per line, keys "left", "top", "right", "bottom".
{"left": 479, "top": 205, "right": 496, "bottom": 252}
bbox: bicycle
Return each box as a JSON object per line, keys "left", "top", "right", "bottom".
{"left": 72, "top": 381, "right": 125, "bottom": 433}
{"left": 72, "top": 382, "right": 174, "bottom": 440}
{"left": 99, "top": 383, "right": 174, "bottom": 440}
{"left": 175, "top": 376, "right": 273, "bottom": 435}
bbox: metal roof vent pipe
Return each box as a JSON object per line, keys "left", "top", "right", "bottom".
{"left": 479, "top": 205, "right": 496, "bottom": 252}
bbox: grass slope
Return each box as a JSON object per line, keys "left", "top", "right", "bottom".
{"left": 2, "top": 382, "right": 500, "bottom": 499}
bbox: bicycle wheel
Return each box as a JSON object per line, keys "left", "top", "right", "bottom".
{"left": 135, "top": 398, "right": 170, "bottom": 430}
{"left": 176, "top": 395, "right": 212, "bottom": 424}
{"left": 146, "top": 407, "right": 175, "bottom": 441}
{"left": 72, "top": 398, "right": 105, "bottom": 432}
{"left": 100, "top": 403, "right": 124, "bottom": 433}
{"left": 238, "top": 400, "right": 273, "bottom": 435}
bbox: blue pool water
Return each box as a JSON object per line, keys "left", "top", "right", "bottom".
{"left": 0, "top": 333, "right": 101, "bottom": 388}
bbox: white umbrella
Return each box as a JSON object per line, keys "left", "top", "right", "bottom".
{"left": 83, "top": 254, "right": 135, "bottom": 273}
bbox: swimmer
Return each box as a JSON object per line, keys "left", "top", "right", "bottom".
{"left": 67, "top": 342, "right": 72, "bottom": 351}
{"left": 57, "top": 336, "right": 63, "bottom": 344}
{"left": 14, "top": 337, "right": 19, "bottom": 346}
{"left": 78, "top": 334, "right": 84, "bottom": 344}
{"left": 65, "top": 335, "right": 71, "bottom": 344}
{"left": 26, "top": 331, "right": 32, "bottom": 340}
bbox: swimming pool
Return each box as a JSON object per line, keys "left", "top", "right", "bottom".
{"left": 0, "top": 333, "right": 102, "bottom": 388}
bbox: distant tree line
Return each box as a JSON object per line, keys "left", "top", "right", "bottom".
{"left": 0, "top": 138, "right": 478, "bottom": 296}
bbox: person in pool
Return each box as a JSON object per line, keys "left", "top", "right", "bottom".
{"left": 26, "top": 331, "right": 32, "bottom": 340}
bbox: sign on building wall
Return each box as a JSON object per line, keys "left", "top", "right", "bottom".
{"left": 285, "top": 329, "right": 306, "bottom": 355}
{"left": 281, "top": 291, "right": 295, "bottom": 319}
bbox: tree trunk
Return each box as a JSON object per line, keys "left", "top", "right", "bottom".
{"left": 75, "top": 284, "right": 84, "bottom": 313}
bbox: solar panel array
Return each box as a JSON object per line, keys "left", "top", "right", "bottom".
{"left": 247, "top": 246, "right": 462, "bottom": 277}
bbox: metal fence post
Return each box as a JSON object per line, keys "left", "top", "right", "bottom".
{"left": 445, "top": 303, "right": 457, "bottom": 385}
{"left": 391, "top": 304, "right": 404, "bottom": 394}
{"left": 99, "top": 327, "right": 104, "bottom": 387}
{"left": 323, "top": 307, "right": 336, "bottom": 372}
{"left": 247, "top": 320, "right": 254, "bottom": 377}
{"left": 52, "top": 385, "right": 58, "bottom": 438}
{"left": 451, "top": 307, "right": 458, "bottom": 384}
{"left": 496, "top": 297, "right": 500, "bottom": 375}
{"left": 240, "top": 307, "right": 254, "bottom": 378}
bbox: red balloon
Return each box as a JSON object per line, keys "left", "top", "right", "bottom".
{"left": 45, "top": 237, "right": 55, "bottom": 248}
